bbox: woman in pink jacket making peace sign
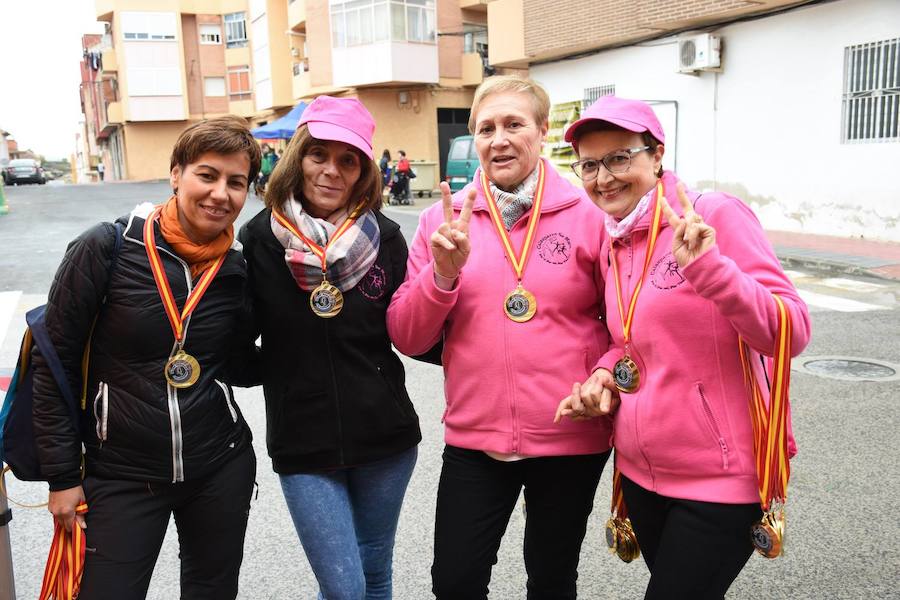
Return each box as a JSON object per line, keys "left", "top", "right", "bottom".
{"left": 388, "top": 75, "right": 615, "bottom": 599}
{"left": 559, "top": 96, "right": 811, "bottom": 599}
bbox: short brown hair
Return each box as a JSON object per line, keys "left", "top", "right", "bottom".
{"left": 468, "top": 75, "right": 551, "bottom": 133}
{"left": 170, "top": 115, "right": 261, "bottom": 187}
{"left": 263, "top": 124, "right": 383, "bottom": 214}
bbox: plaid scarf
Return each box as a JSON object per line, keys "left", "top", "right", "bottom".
{"left": 270, "top": 196, "right": 380, "bottom": 292}
{"left": 488, "top": 165, "right": 540, "bottom": 230}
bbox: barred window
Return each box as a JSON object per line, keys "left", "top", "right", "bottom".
{"left": 842, "top": 37, "right": 900, "bottom": 143}
{"left": 583, "top": 85, "right": 615, "bottom": 109}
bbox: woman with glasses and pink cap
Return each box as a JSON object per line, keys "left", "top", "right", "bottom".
{"left": 388, "top": 75, "right": 614, "bottom": 599}
{"left": 558, "top": 96, "right": 811, "bottom": 599}
{"left": 238, "top": 96, "right": 421, "bottom": 599}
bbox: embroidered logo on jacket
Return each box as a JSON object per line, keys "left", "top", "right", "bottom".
{"left": 537, "top": 233, "right": 572, "bottom": 264}
{"left": 650, "top": 253, "right": 685, "bottom": 289}
{"left": 358, "top": 264, "right": 388, "bottom": 300}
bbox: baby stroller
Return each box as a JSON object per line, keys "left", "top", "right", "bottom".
{"left": 389, "top": 170, "right": 414, "bottom": 205}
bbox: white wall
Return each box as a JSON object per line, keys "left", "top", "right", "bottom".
{"left": 531, "top": 0, "right": 900, "bottom": 241}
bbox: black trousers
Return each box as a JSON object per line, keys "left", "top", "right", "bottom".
{"left": 79, "top": 446, "right": 256, "bottom": 600}
{"left": 431, "top": 445, "right": 610, "bottom": 600}
{"left": 621, "top": 475, "right": 763, "bottom": 600}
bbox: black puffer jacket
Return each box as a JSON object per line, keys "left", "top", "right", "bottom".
{"left": 239, "top": 208, "right": 421, "bottom": 473}
{"left": 33, "top": 213, "right": 254, "bottom": 491}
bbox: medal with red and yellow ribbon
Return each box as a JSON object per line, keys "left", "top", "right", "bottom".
{"left": 605, "top": 467, "right": 640, "bottom": 563}
{"left": 272, "top": 208, "right": 360, "bottom": 318}
{"left": 145, "top": 207, "right": 225, "bottom": 388}
{"left": 609, "top": 181, "right": 664, "bottom": 393}
{"left": 740, "top": 295, "right": 793, "bottom": 558}
{"left": 480, "top": 162, "right": 546, "bottom": 322}
{"left": 39, "top": 502, "right": 88, "bottom": 600}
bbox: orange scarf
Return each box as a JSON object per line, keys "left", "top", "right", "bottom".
{"left": 158, "top": 196, "right": 233, "bottom": 279}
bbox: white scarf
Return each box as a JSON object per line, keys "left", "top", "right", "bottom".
{"left": 604, "top": 185, "right": 657, "bottom": 240}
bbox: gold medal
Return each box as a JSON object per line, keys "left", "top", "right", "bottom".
{"left": 605, "top": 517, "right": 640, "bottom": 563}
{"left": 165, "top": 350, "right": 200, "bottom": 388}
{"left": 504, "top": 285, "right": 536, "bottom": 322}
{"left": 751, "top": 509, "right": 785, "bottom": 558}
{"left": 310, "top": 279, "right": 344, "bottom": 318}
{"left": 613, "top": 355, "right": 640, "bottom": 393}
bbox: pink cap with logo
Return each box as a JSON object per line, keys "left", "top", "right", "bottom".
{"left": 564, "top": 96, "right": 665, "bottom": 150}
{"left": 298, "top": 96, "right": 375, "bottom": 159}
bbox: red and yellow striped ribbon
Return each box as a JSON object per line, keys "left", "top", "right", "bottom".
{"left": 39, "top": 502, "right": 88, "bottom": 600}
{"left": 609, "top": 181, "right": 664, "bottom": 346}
{"left": 272, "top": 209, "right": 360, "bottom": 274}
{"left": 610, "top": 467, "right": 629, "bottom": 520}
{"left": 739, "top": 294, "right": 793, "bottom": 509}
{"left": 479, "top": 161, "right": 546, "bottom": 283}
{"left": 144, "top": 207, "right": 226, "bottom": 343}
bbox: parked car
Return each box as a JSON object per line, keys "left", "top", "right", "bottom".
{"left": 4, "top": 158, "right": 46, "bottom": 185}
{"left": 445, "top": 135, "right": 478, "bottom": 192}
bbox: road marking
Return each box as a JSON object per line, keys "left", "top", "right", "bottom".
{"left": 0, "top": 290, "right": 23, "bottom": 349}
{"left": 820, "top": 277, "right": 886, "bottom": 293}
{"left": 797, "top": 289, "right": 883, "bottom": 312}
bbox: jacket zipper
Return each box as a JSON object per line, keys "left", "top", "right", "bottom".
{"left": 215, "top": 379, "right": 238, "bottom": 423}
{"left": 165, "top": 245, "right": 192, "bottom": 483}
{"left": 698, "top": 384, "right": 729, "bottom": 470}
{"left": 93, "top": 382, "right": 109, "bottom": 444}
{"left": 324, "top": 321, "right": 345, "bottom": 465}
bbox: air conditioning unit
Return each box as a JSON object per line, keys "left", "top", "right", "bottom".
{"left": 677, "top": 34, "right": 721, "bottom": 73}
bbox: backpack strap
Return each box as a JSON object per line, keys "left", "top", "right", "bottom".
{"left": 26, "top": 306, "right": 79, "bottom": 425}
{"left": 79, "top": 222, "right": 125, "bottom": 409}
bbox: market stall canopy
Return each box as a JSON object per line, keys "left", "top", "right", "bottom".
{"left": 251, "top": 102, "right": 308, "bottom": 139}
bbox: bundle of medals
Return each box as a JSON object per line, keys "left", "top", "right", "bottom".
{"left": 605, "top": 468, "right": 640, "bottom": 563}
{"left": 740, "top": 294, "right": 794, "bottom": 559}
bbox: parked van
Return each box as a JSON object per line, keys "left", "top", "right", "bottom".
{"left": 445, "top": 135, "right": 478, "bottom": 192}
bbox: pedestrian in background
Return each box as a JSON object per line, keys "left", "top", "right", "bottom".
{"left": 380, "top": 148, "right": 392, "bottom": 190}
{"left": 388, "top": 75, "right": 614, "bottom": 600}
{"left": 239, "top": 95, "right": 420, "bottom": 600}
{"left": 560, "top": 96, "right": 811, "bottom": 599}
{"left": 96, "top": 160, "right": 105, "bottom": 182}
{"left": 33, "top": 115, "right": 261, "bottom": 599}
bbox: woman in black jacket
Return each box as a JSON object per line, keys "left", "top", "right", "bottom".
{"left": 239, "top": 96, "right": 420, "bottom": 600}
{"left": 32, "top": 116, "right": 261, "bottom": 600}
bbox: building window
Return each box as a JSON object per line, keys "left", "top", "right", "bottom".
{"left": 121, "top": 11, "right": 177, "bottom": 41}
{"left": 224, "top": 12, "right": 248, "bottom": 48}
{"left": 583, "top": 85, "right": 615, "bottom": 109}
{"left": 204, "top": 77, "right": 227, "bottom": 97}
{"left": 228, "top": 66, "right": 252, "bottom": 100}
{"left": 842, "top": 37, "right": 900, "bottom": 143}
{"left": 199, "top": 24, "right": 222, "bottom": 45}
{"left": 330, "top": 0, "right": 434, "bottom": 48}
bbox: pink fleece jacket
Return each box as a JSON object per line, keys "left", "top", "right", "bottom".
{"left": 596, "top": 171, "right": 811, "bottom": 504}
{"left": 388, "top": 159, "right": 613, "bottom": 456}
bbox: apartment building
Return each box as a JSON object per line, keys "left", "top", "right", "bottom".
{"left": 82, "top": 0, "right": 257, "bottom": 180}
{"left": 487, "top": 0, "right": 900, "bottom": 241}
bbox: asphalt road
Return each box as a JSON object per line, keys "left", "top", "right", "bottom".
{"left": 0, "top": 181, "right": 898, "bottom": 599}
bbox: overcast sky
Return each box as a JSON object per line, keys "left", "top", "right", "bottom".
{"left": 0, "top": 0, "right": 105, "bottom": 160}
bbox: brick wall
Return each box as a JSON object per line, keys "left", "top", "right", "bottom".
{"left": 523, "top": 0, "right": 801, "bottom": 62}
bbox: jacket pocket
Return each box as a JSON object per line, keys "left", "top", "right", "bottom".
{"left": 377, "top": 365, "right": 412, "bottom": 420}
{"left": 92, "top": 382, "right": 109, "bottom": 443}
{"left": 696, "top": 382, "right": 729, "bottom": 470}
{"left": 215, "top": 379, "right": 238, "bottom": 423}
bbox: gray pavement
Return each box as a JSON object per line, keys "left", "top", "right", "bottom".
{"left": 0, "top": 182, "right": 898, "bottom": 599}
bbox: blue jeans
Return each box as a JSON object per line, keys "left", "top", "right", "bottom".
{"left": 280, "top": 446, "right": 418, "bottom": 600}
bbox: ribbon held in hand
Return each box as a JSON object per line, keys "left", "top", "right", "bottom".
{"left": 39, "top": 502, "right": 88, "bottom": 600}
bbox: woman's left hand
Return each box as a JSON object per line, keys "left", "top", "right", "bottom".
{"left": 661, "top": 183, "right": 717, "bottom": 268}
{"left": 554, "top": 369, "right": 620, "bottom": 423}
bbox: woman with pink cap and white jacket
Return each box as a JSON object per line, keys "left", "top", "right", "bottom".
{"left": 388, "top": 75, "right": 615, "bottom": 599}
{"left": 559, "top": 96, "right": 811, "bottom": 599}
{"left": 239, "top": 96, "right": 420, "bottom": 599}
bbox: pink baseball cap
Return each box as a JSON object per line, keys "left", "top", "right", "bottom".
{"left": 298, "top": 96, "right": 375, "bottom": 159}
{"left": 564, "top": 96, "right": 665, "bottom": 149}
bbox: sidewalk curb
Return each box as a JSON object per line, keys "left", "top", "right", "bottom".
{"left": 775, "top": 251, "right": 900, "bottom": 282}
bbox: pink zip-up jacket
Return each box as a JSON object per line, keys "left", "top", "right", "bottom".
{"left": 596, "top": 171, "right": 811, "bottom": 504}
{"left": 388, "top": 159, "right": 613, "bottom": 456}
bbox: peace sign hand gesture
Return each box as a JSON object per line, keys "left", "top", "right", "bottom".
{"left": 431, "top": 182, "right": 476, "bottom": 280}
{"left": 661, "top": 183, "right": 717, "bottom": 269}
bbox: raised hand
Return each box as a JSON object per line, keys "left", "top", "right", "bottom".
{"left": 661, "top": 183, "right": 717, "bottom": 268}
{"left": 431, "top": 182, "right": 476, "bottom": 280}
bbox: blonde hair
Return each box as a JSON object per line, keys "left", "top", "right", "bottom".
{"left": 468, "top": 75, "right": 551, "bottom": 133}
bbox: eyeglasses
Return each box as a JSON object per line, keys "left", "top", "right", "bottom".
{"left": 570, "top": 146, "right": 650, "bottom": 181}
